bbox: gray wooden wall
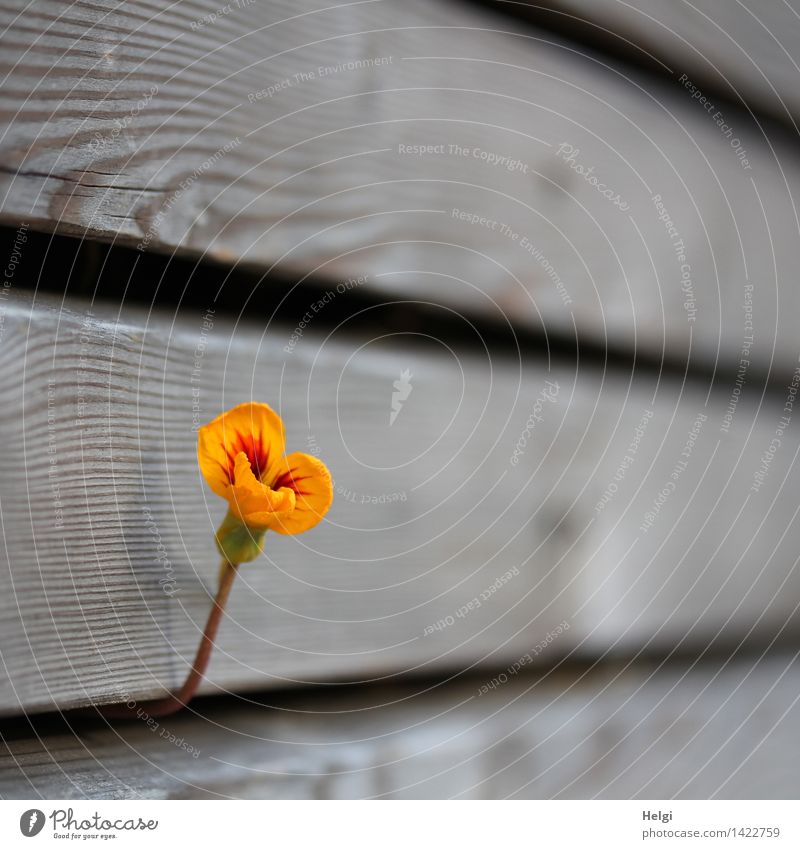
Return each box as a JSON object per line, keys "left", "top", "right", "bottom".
{"left": 0, "top": 0, "right": 798, "bottom": 799}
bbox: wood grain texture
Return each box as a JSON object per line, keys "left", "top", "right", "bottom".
{"left": 1, "top": 654, "right": 798, "bottom": 798}
{"left": 522, "top": 0, "right": 800, "bottom": 125}
{"left": 1, "top": 293, "right": 800, "bottom": 716}
{"left": 1, "top": 1, "right": 800, "bottom": 368}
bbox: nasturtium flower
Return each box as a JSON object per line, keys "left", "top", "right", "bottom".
{"left": 198, "top": 402, "right": 333, "bottom": 563}
{"left": 87, "top": 402, "right": 331, "bottom": 719}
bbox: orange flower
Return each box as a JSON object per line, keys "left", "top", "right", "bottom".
{"left": 198, "top": 402, "right": 332, "bottom": 561}
{"left": 87, "top": 402, "right": 332, "bottom": 718}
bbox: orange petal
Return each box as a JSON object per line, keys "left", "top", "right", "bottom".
{"left": 270, "top": 452, "right": 333, "bottom": 535}
{"left": 228, "top": 452, "right": 296, "bottom": 531}
{"left": 198, "top": 402, "right": 286, "bottom": 498}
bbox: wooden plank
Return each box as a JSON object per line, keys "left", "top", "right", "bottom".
{"left": 512, "top": 0, "right": 800, "bottom": 125}
{"left": 2, "top": 293, "right": 800, "bottom": 715}
{"left": 1, "top": 655, "right": 798, "bottom": 798}
{"left": 1, "top": 1, "right": 800, "bottom": 368}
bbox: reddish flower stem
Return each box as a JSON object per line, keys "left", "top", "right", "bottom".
{"left": 89, "top": 560, "right": 239, "bottom": 720}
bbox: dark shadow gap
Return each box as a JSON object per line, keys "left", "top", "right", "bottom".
{"left": 465, "top": 0, "right": 800, "bottom": 137}
{"left": 2, "top": 633, "right": 797, "bottom": 739}
{"left": 0, "top": 224, "right": 794, "bottom": 402}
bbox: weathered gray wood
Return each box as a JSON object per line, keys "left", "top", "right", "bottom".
{"left": 1, "top": 654, "right": 797, "bottom": 798}
{"left": 526, "top": 0, "right": 800, "bottom": 124}
{"left": 1, "top": 0, "right": 800, "bottom": 368}
{"left": 1, "top": 293, "right": 800, "bottom": 716}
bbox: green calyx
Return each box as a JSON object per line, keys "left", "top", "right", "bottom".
{"left": 215, "top": 509, "right": 266, "bottom": 566}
